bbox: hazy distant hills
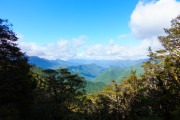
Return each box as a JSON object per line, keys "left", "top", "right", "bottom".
{"left": 29, "top": 56, "right": 75, "bottom": 69}
{"left": 28, "top": 56, "right": 147, "bottom": 83}
{"left": 29, "top": 56, "right": 147, "bottom": 69}
{"left": 29, "top": 56, "right": 107, "bottom": 80}
{"left": 29, "top": 56, "right": 147, "bottom": 93}
{"left": 68, "top": 64, "right": 106, "bottom": 80}
{"left": 67, "top": 59, "right": 147, "bottom": 68}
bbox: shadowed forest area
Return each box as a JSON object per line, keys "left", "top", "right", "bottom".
{"left": 0, "top": 15, "right": 180, "bottom": 120}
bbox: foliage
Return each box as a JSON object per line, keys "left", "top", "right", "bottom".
{"left": 139, "top": 15, "right": 180, "bottom": 120}
{"left": 83, "top": 71, "right": 143, "bottom": 120}
{"left": 80, "top": 15, "right": 180, "bottom": 120}
{"left": 0, "top": 19, "right": 35, "bottom": 120}
{"left": 85, "top": 81, "right": 106, "bottom": 94}
{"left": 32, "top": 68, "right": 86, "bottom": 120}
{"left": 0, "top": 15, "right": 179, "bottom": 120}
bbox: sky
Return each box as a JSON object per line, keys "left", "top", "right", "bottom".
{"left": 1, "top": 0, "right": 180, "bottom": 60}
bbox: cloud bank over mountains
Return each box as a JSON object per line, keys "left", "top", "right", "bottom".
{"left": 18, "top": 36, "right": 86, "bottom": 60}
{"left": 18, "top": 0, "right": 180, "bottom": 60}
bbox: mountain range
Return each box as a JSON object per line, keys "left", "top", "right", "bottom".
{"left": 29, "top": 56, "right": 147, "bottom": 93}
{"left": 28, "top": 56, "right": 147, "bottom": 83}
{"left": 68, "top": 64, "right": 106, "bottom": 80}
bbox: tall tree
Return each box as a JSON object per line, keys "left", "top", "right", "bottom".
{"left": 140, "top": 15, "right": 180, "bottom": 120}
{"left": 82, "top": 15, "right": 180, "bottom": 120}
{"left": 0, "top": 19, "right": 34, "bottom": 120}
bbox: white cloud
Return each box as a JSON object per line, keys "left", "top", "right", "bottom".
{"left": 57, "top": 39, "right": 69, "bottom": 48}
{"left": 129, "top": 0, "right": 180, "bottom": 39}
{"left": 72, "top": 35, "right": 86, "bottom": 47}
{"left": 79, "top": 38, "right": 161, "bottom": 60}
{"left": 18, "top": 37, "right": 163, "bottom": 60}
{"left": 18, "top": 35, "right": 87, "bottom": 60}
{"left": 17, "top": 34, "right": 162, "bottom": 60}
{"left": 118, "top": 34, "right": 128, "bottom": 39}
{"left": 16, "top": 0, "right": 179, "bottom": 60}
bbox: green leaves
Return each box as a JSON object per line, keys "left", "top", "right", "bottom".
{"left": 138, "top": 15, "right": 180, "bottom": 120}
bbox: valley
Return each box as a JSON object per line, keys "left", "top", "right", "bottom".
{"left": 29, "top": 56, "right": 146, "bottom": 93}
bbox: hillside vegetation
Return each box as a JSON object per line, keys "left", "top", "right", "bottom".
{"left": 29, "top": 56, "right": 146, "bottom": 82}
{"left": 31, "top": 65, "right": 106, "bottom": 94}
{"left": 94, "top": 63, "right": 144, "bottom": 84}
{"left": 0, "top": 16, "right": 179, "bottom": 120}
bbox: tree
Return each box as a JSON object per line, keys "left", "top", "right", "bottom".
{"left": 44, "top": 68, "right": 86, "bottom": 106}
{"left": 82, "top": 16, "right": 179, "bottom": 120}
{"left": 0, "top": 19, "right": 34, "bottom": 120}
{"left": 139, "top": 15, "right": 180, "bottom": 120}
{"left": 33, "top": 68, "right": 86, "bottom": 120}
{"left": 82, "top": 71, "right": 143, "bottom": 120}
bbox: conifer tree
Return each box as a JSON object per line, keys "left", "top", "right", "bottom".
{"left": 0, "top": 19, "right": 34, "bottom": 120}
{"left": 141, "top": 15, "right": 180, "bottom": 120}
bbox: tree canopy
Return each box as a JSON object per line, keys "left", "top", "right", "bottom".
{"left": 0, "top": 19, "right": 35, "bottom": 120}
{"left": 0, "top": 15, "right": 179, "bottom": 120}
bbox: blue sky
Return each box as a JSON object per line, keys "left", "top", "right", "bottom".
{"left": 1, "top": 0, "right": 180, "bottom": 60}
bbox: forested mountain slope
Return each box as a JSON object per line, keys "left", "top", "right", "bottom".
{"left": 68, "top": 64, "right": 106, "bottom": 80}
{"left": 94, "top": 63, "right": 144, "bottom": 84}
